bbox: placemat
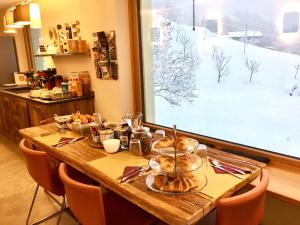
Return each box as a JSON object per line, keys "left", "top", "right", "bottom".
{"left": 88, "top": 151, "right": 149, "bottom": 180}
{"left": 198, "top": 166, "right": 251, "bottom": 199}
{"left": 34, "top": 130, "right": 78, "bottom": 146}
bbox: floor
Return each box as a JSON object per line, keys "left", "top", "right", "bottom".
{"left": 0, "top": 135, "right": 78, "bottom": 225}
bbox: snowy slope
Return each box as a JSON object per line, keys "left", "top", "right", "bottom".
{"left": 154, "top": 25, "right": 300, "bottom": 158}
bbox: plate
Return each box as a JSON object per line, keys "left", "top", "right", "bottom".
{"left": 152, "top": 138, "right": 199, "bottom": 155}
{"left": 148, "top": 154, "right": 203, "bottom": 175}
{"left": 88, "top": 137, "right": 103, "bottom": 149}
{"left": 145, "top": 172, "right": 207, "bottom": 194}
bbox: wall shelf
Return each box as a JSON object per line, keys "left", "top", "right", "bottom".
{"left": 34, "top": 52, "right": 90, "bottom": 57}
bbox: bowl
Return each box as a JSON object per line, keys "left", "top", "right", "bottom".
{"left": 103, "top": 139, "right": 120, "bottom": 153}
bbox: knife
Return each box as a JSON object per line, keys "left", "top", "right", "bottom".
{"left": 211, "top": 165, "right": 244, "bottom": 179}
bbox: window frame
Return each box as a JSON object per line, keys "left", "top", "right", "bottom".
{"left": 128, "top": 0, "right": 300, "bottom": 167}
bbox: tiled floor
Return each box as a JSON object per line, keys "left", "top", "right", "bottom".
{"left": 0, "top": 136, "right": 77, "bottom": 225}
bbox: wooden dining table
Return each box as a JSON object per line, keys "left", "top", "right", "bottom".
{"left": 19, "top": 123, "right": 265, "bottom": 225}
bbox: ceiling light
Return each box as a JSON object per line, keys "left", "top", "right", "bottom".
{"left": 14, "top": 3, "right": 31, "bottom": 26}
{"left": 3, "top": 16, "right": 17, "bottom": 33}
{"left": 4, "top": 9, "right": 23, "bottom": 28}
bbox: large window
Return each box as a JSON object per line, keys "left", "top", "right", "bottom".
{"left": 138, "top": 0, "right": 300, "bottom": 159}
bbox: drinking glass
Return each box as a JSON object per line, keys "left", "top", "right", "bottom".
{"left": 72, "top": 121, "right": 83, "bottom": 136}
{"left": 196, "top": 144, "right": 208, "bottom": 167}
{"left": 93, "top": 113, "right": 102, "bottom": 125}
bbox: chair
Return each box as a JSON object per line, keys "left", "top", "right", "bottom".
{"left": 215, "top": 169, "right": 269, "bottom": 225}
{"left": 39, "top": 117, "right": 55, "bottom": 125}
{"left": 59, "top": 162, "right": 158, "bottom": 225}
{"left": 19, "top": 139, "right": 66, "bottom": 225}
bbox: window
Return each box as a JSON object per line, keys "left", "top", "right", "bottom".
{"left": 137, "top": 0, "right": 300, "bottom": 159}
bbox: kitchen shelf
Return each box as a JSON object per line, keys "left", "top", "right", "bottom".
{"left": 34, "top": 52, "right": 90, "bottom": 57}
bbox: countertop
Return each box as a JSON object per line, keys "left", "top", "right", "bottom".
{"left": 0, "top": 85, "right": 94, "bottom": 104}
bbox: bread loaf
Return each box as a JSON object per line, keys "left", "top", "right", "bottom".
{"left": 153, "top": 173, "right": 199, "bottom": 193}
{"left": 175, "top": 136, "right": 190, "bottom": 151}
{"left": 154, "top": 136, "right": 174, "bottom": 148}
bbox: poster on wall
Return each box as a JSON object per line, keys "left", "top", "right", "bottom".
{"left": 92, "top": 30, "right": 118, "bottom": 80}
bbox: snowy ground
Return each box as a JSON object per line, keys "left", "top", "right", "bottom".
{"left": 153, "top": 26, "right": 300, "bottom": 158}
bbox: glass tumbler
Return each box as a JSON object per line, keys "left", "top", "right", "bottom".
{"left": 196, "top": 144, "right": 208, "bottom": 167}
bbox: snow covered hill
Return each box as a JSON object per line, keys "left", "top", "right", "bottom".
{"left": 154, "top": 25, "right": 300, "bottom": 158}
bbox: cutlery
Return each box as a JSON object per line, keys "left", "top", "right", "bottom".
{"left": 211, "top": 159, "right": 246, "bottom": 175}
{"left": 52, "top": 136, "right": 85, "bottom": 147}
{"left": 116, "top": 166, "right": 144, "bottom": 180}
{"left": 208, "top": 151, "right": 261, "bottom": 167}
{"left": 120, "top": 166, "right": 150, "bottom": 183}
{"left": 211, "top": 165, "right": 244, "bottom": 179}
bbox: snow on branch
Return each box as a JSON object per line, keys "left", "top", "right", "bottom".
{"left": 213, "top": 49, "right": 231, "bottom": 83}
{"left": 245, "top": 58, "right": 260, "bottom": 82}
{"left": 294, "top": 64, "right": 300, "bottom": 79}
{"left": 153, "top": 22, "right": 200, "bottom": 106}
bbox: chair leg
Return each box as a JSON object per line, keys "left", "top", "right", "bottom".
{"left": 26, "top": 184, "right": 40, "bottom": 225}
{"left": 26, "top": 184, "right": 67, "bottom": 225}
{"left": 44, "top": 188, "right": 62, "bottom": 206}
{"left": 56, "top": 196, "right": 66, "bottom": 225}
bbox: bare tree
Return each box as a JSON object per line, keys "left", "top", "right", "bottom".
{"left": 294, "top": 64, "right": 300, "bottom": 79}
{"left": 153, "top": 21, "right": 200, "bottom": 106}
{"left": 245, "top": 58, "right": 260, "bottom": 82}
{"left": 213, "top": 50, "right": 231, "bottom": 83}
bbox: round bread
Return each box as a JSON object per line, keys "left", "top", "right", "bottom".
{"left": 154, "top": 174, "right": 168, "bottom": 191}
{"left": 155, "top": 136, "right": 174, "bottom": 148}
{"left": 157, "top": 156, "right": 175, "bottom": 174}
{"left": 175, "top": 136, "right": 190, "bottom": 151}
{"left": 176, "top": 154, "right": 201, "bottom": 172}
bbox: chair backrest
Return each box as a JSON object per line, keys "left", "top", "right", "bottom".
{"left": 19, "top": 139, "right": 64, "bottom": 196}
{"left": 216, "top": 169, "right": 269, "bottom": 225}
{"left": 58, "top": 163, "right": 106, "bottom": 225}
{"left": 40, "top": 117, "right": 55, "bottom": 125}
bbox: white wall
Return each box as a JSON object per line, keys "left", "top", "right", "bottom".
{"left": 35, "top": 0, "right": 134, "bottom": 121}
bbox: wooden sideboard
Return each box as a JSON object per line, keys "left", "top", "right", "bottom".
{"left": 0, "top": 89, "right": 94, "bottom": 142}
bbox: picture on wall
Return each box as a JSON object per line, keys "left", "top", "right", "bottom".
{"left": 92, "top": 30, "right": 118, "bottom": 80}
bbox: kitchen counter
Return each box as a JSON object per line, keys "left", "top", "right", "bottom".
{"left": 0, "top": 85, "right": 94, "bottom": 104}
{"left": 0, "top": 85, "right": 95, "bottom": 142}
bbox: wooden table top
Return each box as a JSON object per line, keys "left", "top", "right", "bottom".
{"left": 19, "top": 124, "right": 265, "bottom": 225}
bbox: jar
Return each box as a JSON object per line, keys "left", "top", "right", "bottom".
{"left": 130, "top": 127, "right": 152, "bottom": 155}
{"left": 99, "top": 129, "right": 114, "bottom": 143}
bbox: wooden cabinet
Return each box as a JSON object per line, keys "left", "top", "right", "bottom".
{"left": 11, "top": 98, "right": 30, "bottom": 141}
{"left": 0, "top": 94, "right": 15, "bottom": 141}
{"left": 0, "top": 92, "right": 94, "bottom": 142}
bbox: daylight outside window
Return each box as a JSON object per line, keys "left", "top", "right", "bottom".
{"left": 139, "top": 0, "right": 300, "bottom": 158}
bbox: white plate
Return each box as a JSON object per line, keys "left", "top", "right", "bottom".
{"left": 152, "top": 138, "right": 199, "bottom": 155}
{"left": 145, "top": 173, "right": 208, "bottom": 194}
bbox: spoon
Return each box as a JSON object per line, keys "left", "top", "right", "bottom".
{"left": 211, "top": 159, "right": 246, "bottom": 175}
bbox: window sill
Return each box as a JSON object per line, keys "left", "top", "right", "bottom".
{"left": 251, "top": 162, "right": 300, "bottom": 207}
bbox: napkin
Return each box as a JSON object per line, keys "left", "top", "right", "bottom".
{"left": 121, "top": 166, "right": 142, "bottom": 183}
{"left": 209, "top": 158, "right": 252, "bottom": 174}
